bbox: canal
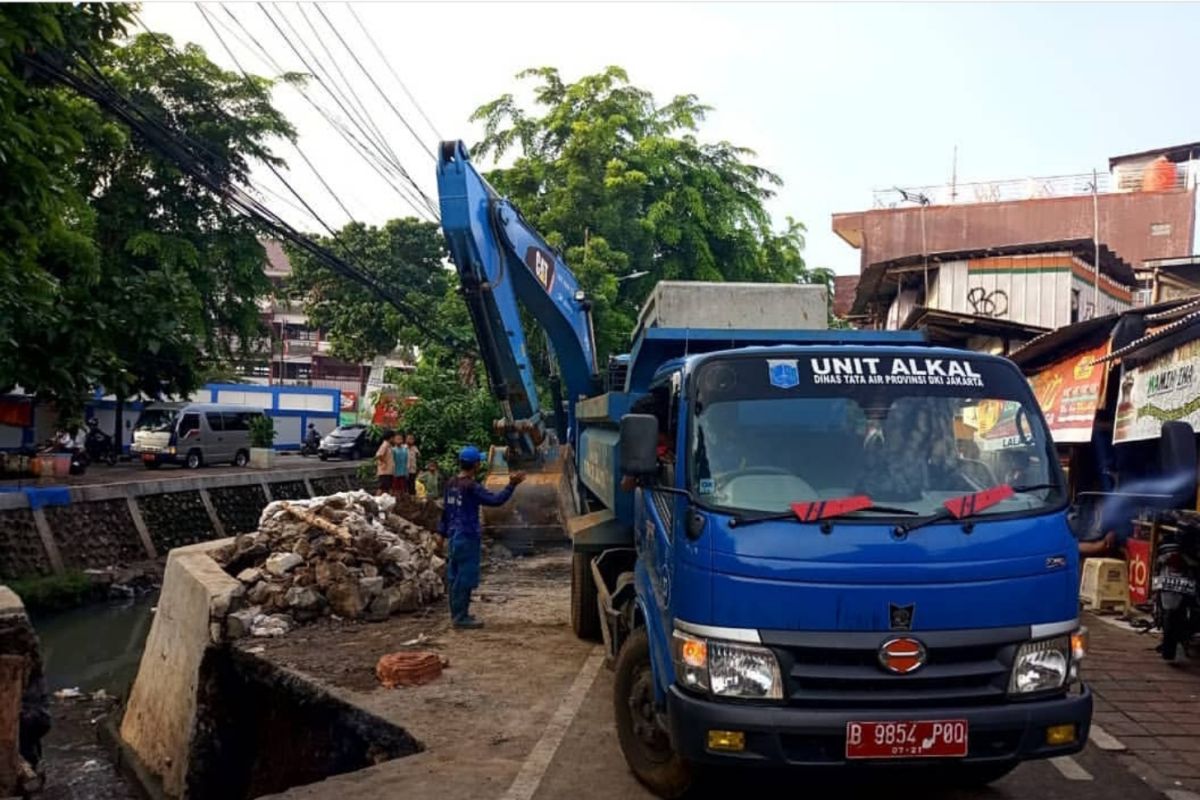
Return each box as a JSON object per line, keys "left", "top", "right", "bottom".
{"left": 30, "top": 595, "right": 157, "bottom": 800}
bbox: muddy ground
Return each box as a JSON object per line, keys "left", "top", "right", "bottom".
{"left": 41, "top": 695, "right": 138, "bottom": 800}
{"left": 253, "top": 546, "right": 596, "bottom": 800}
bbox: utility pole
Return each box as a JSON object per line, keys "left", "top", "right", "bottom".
{"left": 1092, "top": 168, "right": 1101, "bottom": 315}
{"left": 951, "top": 145, "right": 958, "bottom": 203}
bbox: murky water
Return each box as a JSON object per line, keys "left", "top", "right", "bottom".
{"left": 32, "top": 594, "right": 157, "bottom": 694}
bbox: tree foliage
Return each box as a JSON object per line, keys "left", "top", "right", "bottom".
{"left": 0, "top": 3, "right": 129, "bottom": 406}
{"left": 471, "top": 66, "right": 832, "bottom": 361}
{"left": 286, "top": 218, "right": 449, "bottom": 364}
{"left": 0, "top": 9, "right": 295, "bottom": 417}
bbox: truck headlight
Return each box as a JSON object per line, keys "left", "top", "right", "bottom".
{"left": 1009, "top": 635, "right": 1070, "bottom": 695}
{"left": 672, "top": 630, "right": 783, "bottom": 700}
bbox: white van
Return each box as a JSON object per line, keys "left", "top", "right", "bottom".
{"left": 130, "top": 403, "right": 265, "bottom": 469}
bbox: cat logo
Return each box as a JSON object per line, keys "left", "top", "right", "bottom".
{"left": 524, "top": 247, "right": 555, "bottom": 291}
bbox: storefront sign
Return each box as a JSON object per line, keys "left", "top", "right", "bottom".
{"left": 1126, "top": 538, "right": 1151, "bottom": 604}
{"left": 1114, "top": 339, "right": 1200, "bottom": 444}
{"left": 1027, "top": 342, "right": 1110, "bottom": 444}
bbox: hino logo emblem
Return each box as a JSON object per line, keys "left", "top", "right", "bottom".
{"left": 878, "top": 637, "right": 926, "bottom": 675}
{"left": 889, "top": 603, "right": 915, "bottom": 630}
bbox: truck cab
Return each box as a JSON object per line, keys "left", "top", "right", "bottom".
{"left": 603, "top": 345, "right": 1090, "bottom": 796}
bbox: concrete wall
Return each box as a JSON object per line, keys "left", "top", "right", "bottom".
{"left": 833, "top": 188, "right": 1196, "bottom": 272}
{"left": 0, "top": 466, "right": 357, "bottom": 580}
{"left": 119, "top": 539, "right": 239, "bottom": 798}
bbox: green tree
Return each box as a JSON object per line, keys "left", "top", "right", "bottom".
{"left": 0, "top": 4, "right": 130, "bottom": 407}
{"left": 471, "top": 66, "right": 824, "bottom": 361}
{"left": 1, "top": 24, "right": 295, "bottom": 419}
{"left": 285, "top": 218, "right": 450, "bottom": 364}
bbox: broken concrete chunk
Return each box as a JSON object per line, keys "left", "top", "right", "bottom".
{"left": 236, "top": 567, "right": 263, "bottom": 584}
{"left": 326, "top": 579, "right": 365, "bottom": 618}
{"left": 265, "top": 552, "right": 303, "bottom": 576}
{"left": 227, "top": 605, "right": 262, "bottom": 639}
{"left": 286, "top": 586, "right": 327, "bottom": 620}
{"left": 250, "top": 613, "right": 293, "bottom": 638}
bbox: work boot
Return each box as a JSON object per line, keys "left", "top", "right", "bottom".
{"left": 453, "top": 617, "right": 484, "bottom": 630}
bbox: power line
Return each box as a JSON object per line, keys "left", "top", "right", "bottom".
{"left": 212, "top": 4, "right": 436, "bottom": 223}
{"left": 197, "top": 5, "right": 360, "bottom": 226}
{"left": 250, "top": 3, "right": 437, "bottom": 219}
{"left": 313, "top": 4, "right": 436, "bottom": 165}
{"left": 64, "top": 18, "right": 470, "bottom": 352}
{"left": 344, "top": 2, "right": 442, "bottom": 144}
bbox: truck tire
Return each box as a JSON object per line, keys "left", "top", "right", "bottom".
{"left": 614, "top": 628, "right": 692, "bottom": 799}
{"left": 571, "top": 551, "right": 601, "bottom": 641}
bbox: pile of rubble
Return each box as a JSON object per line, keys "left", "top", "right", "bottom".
{"left": 212, "top": 491, "right": 446, "bottom": 638}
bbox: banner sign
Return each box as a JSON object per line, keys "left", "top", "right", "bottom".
{"left": 1114, "top": 339, "right": 1200, "bottom": 444}
{"left": 1027, "top": 342, "right": 1110, "bottom": 444}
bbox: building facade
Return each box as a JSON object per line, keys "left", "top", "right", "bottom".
{"left": 833, "top": 142, "right": 1198, "bottom": 288}
{"left": 239, "top": 241, "right": 412, "bottom": 408}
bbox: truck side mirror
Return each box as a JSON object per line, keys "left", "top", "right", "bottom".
{"left": 620, "top": 414, "right": 659, "bottom": 478}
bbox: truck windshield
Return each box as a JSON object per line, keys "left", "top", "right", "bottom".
{"left": 134, "top": 408, "right": 179, "bottom": 432}
{"left": 691, "top": 354, "right": 1063, "bottom": 518}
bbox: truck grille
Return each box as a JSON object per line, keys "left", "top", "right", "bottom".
{"left": 762, "top": 627, "right": 1024, "bottom": 709}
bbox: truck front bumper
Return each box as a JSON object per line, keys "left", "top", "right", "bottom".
{"left": 667, "top": 684, "right": 1091, "bottom": 767}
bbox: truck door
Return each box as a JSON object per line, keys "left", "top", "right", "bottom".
{"left": 636, "top": 377, "right": 680, "bottom": 628}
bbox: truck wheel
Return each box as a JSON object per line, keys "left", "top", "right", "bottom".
{"left": 614, "top": 628, "right": 692, "bottom": 799}
{"left": 185, "top": 450, "right": 203, "bottom": 470}
{"left": 233, "top": 450, "right": 249, "bottom": 468}
{"left": 571, "top": 551, "right": 601, "bottom": 641}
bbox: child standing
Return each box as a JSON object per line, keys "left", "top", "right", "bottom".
{"left": 391, "top": 434, "right": 409, "bottom": 496}
{"left": 437, "top": 446, "right": 524, "bottom": 629}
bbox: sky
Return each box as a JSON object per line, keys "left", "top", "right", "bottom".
{"left": 139, "top": 1, "right": 1200, "bottom": 276}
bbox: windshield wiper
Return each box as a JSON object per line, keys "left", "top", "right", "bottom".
{"left": 729, "top": 496, "right": 919, "bottom": 529}
{"left": 893, "top": 483, "right": 1060, "bottom": 538}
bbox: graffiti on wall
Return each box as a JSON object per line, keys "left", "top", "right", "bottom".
{"left": 966, "top": 287, "right": 1009, "bottom": 318}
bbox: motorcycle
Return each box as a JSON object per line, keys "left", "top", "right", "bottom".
{"left": 84, "top": 423, "right": 118, "bottom": 466}
{"left": 1151, "top": 512, "right": 1200, "bottom": 660}
{"left": 300, "top": 429, "right": 322, "bottom": 457}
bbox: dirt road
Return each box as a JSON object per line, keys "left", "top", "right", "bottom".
{"left": 262, "top": 549, "right": 1174, "bottom": 800}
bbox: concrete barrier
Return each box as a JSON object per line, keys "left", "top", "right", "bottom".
{"left": 119, "top": 539, "right": 238, "bottom": 798}
{"left": 0, "top": 466, "right": 357, "bottom": 580}
{"left": 0, "top": 587, "right": 43, "bottom": 796}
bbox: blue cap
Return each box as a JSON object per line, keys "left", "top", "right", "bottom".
{"left": 458, "top": 445, "right": 483, "bottom": 464}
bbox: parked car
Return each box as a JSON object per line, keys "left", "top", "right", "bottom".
{"left": 130, "top": 403, "right": 265, "bottom": 469}
{"left": 318, "top": 424, "right": 377, "bottom": 461}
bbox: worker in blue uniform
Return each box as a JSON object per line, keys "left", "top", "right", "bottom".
{"left": 438, "top": 445, "right": 526, "bottom": 629}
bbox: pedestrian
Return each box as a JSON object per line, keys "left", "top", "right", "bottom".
{"left": 374, "top": 430, "right": 397, "bottom": 495}
{"left": 392, "top": 433, "right": 409, "bottom": 496}
{"left": 417, "top": 460, "right": 442, "bottom": 499}
{"left": 406, "top": 433, "right": 420, "bottom": 495}
{"left": 438, "top": 446, "right": 525, "bottom": 629}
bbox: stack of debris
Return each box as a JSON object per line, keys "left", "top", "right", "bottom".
{"left": 213, "top": 491, "right": 446, "bottom": 638}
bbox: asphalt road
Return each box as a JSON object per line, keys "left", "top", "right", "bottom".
{"left": 531, "top": 664, "right": 1169, "bottom": 800}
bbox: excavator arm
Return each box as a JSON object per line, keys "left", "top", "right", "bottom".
{"left": 436, "top": 140, "right": 600, "bottom": 463}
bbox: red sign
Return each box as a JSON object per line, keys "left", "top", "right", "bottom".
{"left": 1028, "top": 342, "right": 1110, "bottom": 444}
{"left": 878, "top": 638, "right": 926, "bottom": 674}
{"left": 1127, "top": 538, "right": 1151, "bottom": 604}
{"left": 845, "top": 720, "right": 969, "bottom": 759}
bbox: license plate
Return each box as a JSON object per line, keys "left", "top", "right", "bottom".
{"left": 141, "top": 453, "right": 155, "bottom": 462}
{"left": 1153, "top": 574, "right": 1197, "bottom": 594}
{"left": 846, "top": 720, "right": 968, "bottom": 759}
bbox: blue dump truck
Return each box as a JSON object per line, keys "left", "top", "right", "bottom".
{"left": 437, "top": 142, "right": 1090, "bottom": 797}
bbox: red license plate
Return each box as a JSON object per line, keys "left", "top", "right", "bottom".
{"left": 845, "top": 720, "right": 968, "bottom": 759}
{"left": 141, "top": 453, "right": 155, "bottom": 462}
